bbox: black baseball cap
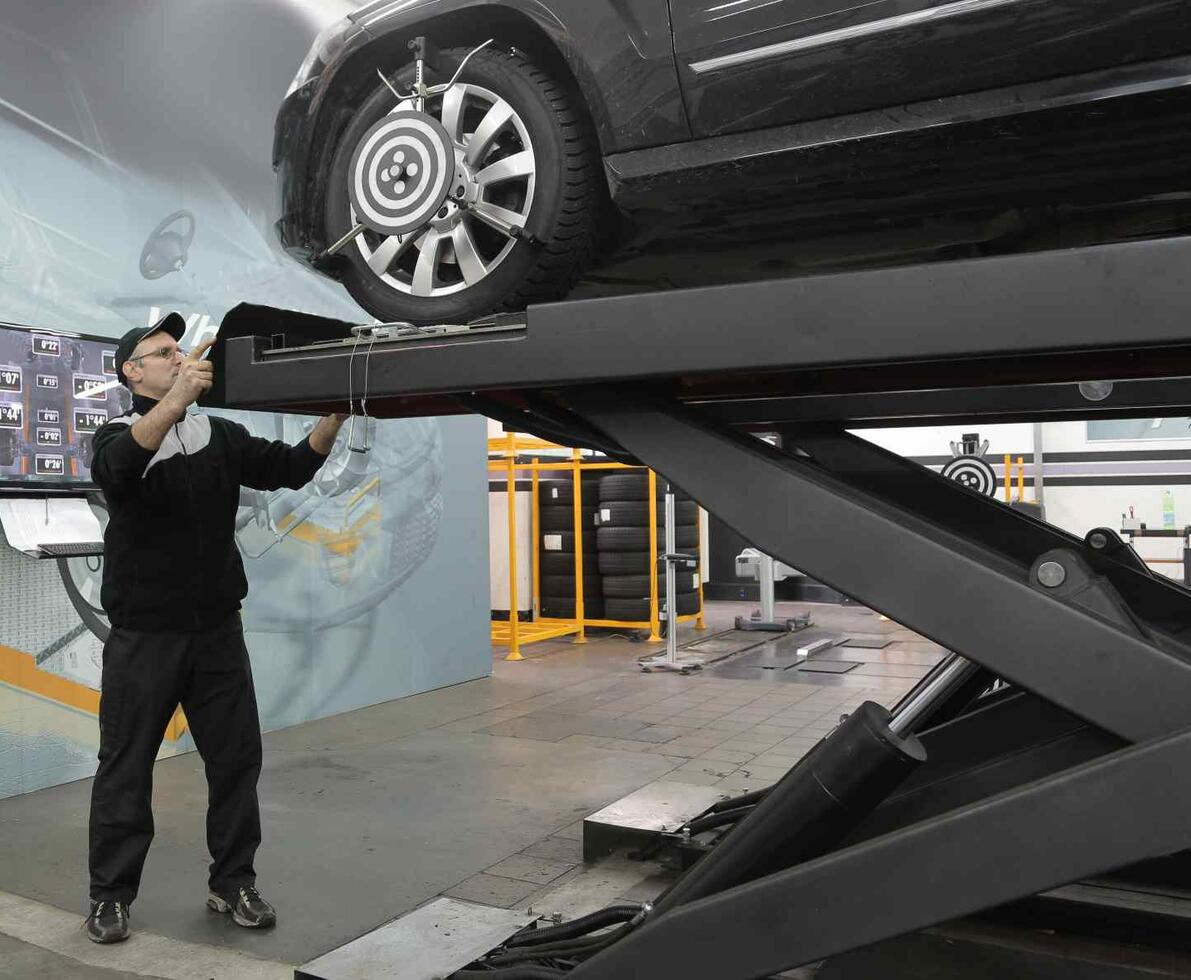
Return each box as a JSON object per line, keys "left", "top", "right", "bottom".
{"left": 114, "top": 312, "right": 186, "bottom": 388}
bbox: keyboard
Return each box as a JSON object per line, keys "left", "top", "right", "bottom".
{"left": 38, "top": 542, "right": 104, "bottom": 557}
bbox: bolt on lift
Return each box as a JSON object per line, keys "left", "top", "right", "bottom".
{"left": 215, "top": 235, "right": 1191, "bottom": 978}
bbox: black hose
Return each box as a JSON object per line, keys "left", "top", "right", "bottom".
{"left": 483, "top": 934, "right": 618, "bottom": 966}
{"left": 482, "top": 924, "right": 631, "bottom": 967}
{"left": 504, "top": 904, "right": 641, "bottom": 948}
{"left": 686, "top": 804, "right": 755, "bottom": 835}
{"left": 452, "top": 968, "right": 565, "bottom": 979}
{"left": 708, "top": 786, "right": 771, "bottom": 813}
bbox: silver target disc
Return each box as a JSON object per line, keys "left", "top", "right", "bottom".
{"left": 941, "top": 455, "right": 997, "bottom": 497}
{"left": 348, "top": 111, "right": 455, "bottom": 237}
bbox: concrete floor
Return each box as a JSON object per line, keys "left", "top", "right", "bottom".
{"left": 0, "top": 600, "right": 937, "bottom": 978}
{"left": 0, "top": 932, "right": 158, "bottom": 980}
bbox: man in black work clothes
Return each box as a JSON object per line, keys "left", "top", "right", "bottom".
{"left": 85, "top": 313, "right": 345, "bottom": 943}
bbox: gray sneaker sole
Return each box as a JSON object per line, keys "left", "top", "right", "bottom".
{"left": 206, "top": 892, "right": 276, "bottom": 929}
{"left": 86, "top": 926, "right": 130, "bottom": 944}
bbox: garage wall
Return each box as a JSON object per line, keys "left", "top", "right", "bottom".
{"left": 856, "top": 423, "right": 1034, "bottom": 462}
{"left": 858, "top": 419, "right": 1191, "bottom": 582}
{"left": 0, "top": 3, "right": 491, "bottom": 799}
{"left": 1034, "top": 420, "right": 1191, "bottom": 580}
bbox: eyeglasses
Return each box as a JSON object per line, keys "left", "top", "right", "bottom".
{"left": 127, "top": 345, "right": 187, "bottom": 364}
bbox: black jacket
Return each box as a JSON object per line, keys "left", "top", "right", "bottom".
{"left": 91, "top": 394, "right": 327, "bottom": 631}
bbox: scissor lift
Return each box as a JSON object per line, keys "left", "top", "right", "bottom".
{"left": 219, "top": 236, "right": 1191, "bottom": 978}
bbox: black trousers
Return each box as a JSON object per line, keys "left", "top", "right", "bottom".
{"left": 88, "top": 613, "right": 263, "bottom": 904}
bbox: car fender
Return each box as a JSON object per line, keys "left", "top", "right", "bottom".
{"left": 347, "top": 0, "right": 687, "bottom": 153}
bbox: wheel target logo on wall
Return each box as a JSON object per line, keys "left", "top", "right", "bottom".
{"left": 941, "top": 433, "right": 997, "bottom": 497}
{"left": 348, "top": 111, "right": 455, "bottom": 237}
{"left": 941, "top": 456, "right": 997, "bottom": 496}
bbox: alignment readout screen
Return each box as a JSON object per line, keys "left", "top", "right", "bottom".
{"left": 0, "top": 325, "right": 131, "bottom": 487}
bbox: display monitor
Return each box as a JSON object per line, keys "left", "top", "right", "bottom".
{"left": 0, "top": 321, "right": 132, "bottom": 490}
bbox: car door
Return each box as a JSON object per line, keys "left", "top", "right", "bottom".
{"left": 670, "top": 0, "right": 1191, "bottom": 138}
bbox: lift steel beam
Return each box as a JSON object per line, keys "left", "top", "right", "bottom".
{"left": 217, "top": 234, "right": 1191, "bottom": 979}
{"left": 569, "top": 727, "right": 1191, "bottom": 979}
{"left": 553, "top": 391, "right": 1191, "bottom": 976}
{"left": 219, "top": 236, "right": 1191, "bottom": 424}
{"left": 698, "top": 377, "right": 1191, "bottom": 429}
{"left": 564, "top": 389, "right": 1191, "bottom": 743}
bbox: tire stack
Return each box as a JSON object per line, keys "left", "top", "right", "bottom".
{"left": 538, "top": 478, "right": 603, "bottom": 619}
{"left": 596, "top": 473, "right": 702, "bottom": 623}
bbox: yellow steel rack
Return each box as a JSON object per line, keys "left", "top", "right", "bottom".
{"left": 488, "top": 433, "right": 706, "bottom": 660}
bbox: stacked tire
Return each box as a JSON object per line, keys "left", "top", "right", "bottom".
{"left": 538, "top": 478, "right": 603, "bottom": 619}
{"left": 596, "top": 473, "right": 702, "bottom": 622}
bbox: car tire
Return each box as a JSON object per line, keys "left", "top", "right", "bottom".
{"left": 325, "top": 45, "right": 601, "bottom": 324}
{"left": 541, "top": 574, "right": 603, "bottom": 597}
{"left": 541, "top": 530, "right": 596, "bottom": 553}
{"left": 602, "top": 574, "right": 698, "bottom": 598}
{"left": 596, "top": 500, "right": 697, "bottom": 527}
{"left": 605, "top": 594, "right": 699, "bottom": 622}
{"left": 598, "top": 525, "right": 698, "bottom": 552}
{"left": 541, "top": 551, "right": 598, "bottom": 575}
{"left": 540, "top": 596, "right": 603, "bottom": 619}
{"left": 596, "top": 549, "right": 700, "bottom": 575}
{"left": 598, "top": 473, "right": 690, "bottom": 503}
{"left": 540, "top": 505, "right": 598, "bottom": 532}
{"left": 597, "top": 551, "right": 652, "bottom": 575}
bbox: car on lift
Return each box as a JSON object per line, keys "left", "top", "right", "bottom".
{"left": 274, "top": 1, "right": 1191, "bottom": 325}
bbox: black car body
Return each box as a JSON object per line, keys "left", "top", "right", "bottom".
{"left": 275, "top": 0, "right": 1191, "bottom": 318}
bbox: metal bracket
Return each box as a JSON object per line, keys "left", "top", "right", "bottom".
{"left": 1085, "top": 526, "right": 1152, "bottom": 576}
{"left": 1029, "top": 548, "right": 1150, "bottom": 641}
{"left": 378, "top": 36, "right": 495, "bottom": 114}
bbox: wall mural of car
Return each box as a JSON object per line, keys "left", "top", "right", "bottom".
{"left": 276, "top": 0, "right": 1191, "bottom": 325}
{"left": 0, "top": 1, "right": 492, "bottom": 799}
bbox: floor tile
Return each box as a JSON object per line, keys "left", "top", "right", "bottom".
{"left": 486, "top": 854, "right": 575, "bottom": 885}
{"left": 521, "top": 837, "right": 584, "bottom": 864}
{"left": 659, "top": 770, "right": 724, "bottom": 786}
{"left": 444, "top": 873, "right": 540, "bottom": 909}
{"left": 694, "top": 748, "right": 756, "bottom": 764}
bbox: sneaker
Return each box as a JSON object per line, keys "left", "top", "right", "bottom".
{"left": 206, "top": 885, "right": 276, "bottom": 928}
{"left": 85, "top": 900, "right": 130, "bottom": 944}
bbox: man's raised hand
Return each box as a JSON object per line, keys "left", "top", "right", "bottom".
{"left": 167, "top": 338, "right": 216, "bottom": 408}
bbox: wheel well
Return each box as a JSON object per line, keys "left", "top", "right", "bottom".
{"left": 304, "top": 6, "right": 610, "bottom": 254}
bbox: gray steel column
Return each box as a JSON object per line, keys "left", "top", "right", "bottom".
{"left": 758, "top": 552, "right": 776, "bottom": 624}
{"left": 665, "top": 487, "right": 677, "bottom": 661}
{"left": 1033, "top": 421, "right": 1046, "bottom": 517}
